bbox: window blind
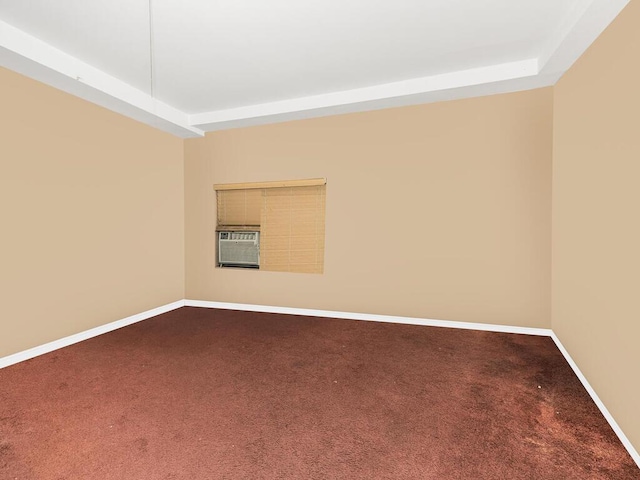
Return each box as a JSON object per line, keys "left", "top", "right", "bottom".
{"left": 216, "top": 188, "right": 262, "bottom": 227}
{"left": 214, "top": 179, "right": 326, "bottom": 274}
{"left": 260, "top": 185, "right": 326, "bottom": 274}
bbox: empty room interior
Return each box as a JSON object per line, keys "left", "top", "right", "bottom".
{"left": 1, "top": 0, "right": 640, "bottom": 478}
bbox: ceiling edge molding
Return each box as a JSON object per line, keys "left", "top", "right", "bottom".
{"left": 190, "top": 59, "right": 539, "bottom": 131}
{"left": 0, "top": 19, "right": 204, "bottom": 138}
{"left": 538, "top": 0, "right": 630, "bottom": 76}
{"left": 189, "top": 73, "right": 558, "bottom": 132}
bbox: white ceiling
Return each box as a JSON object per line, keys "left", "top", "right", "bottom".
{"left": 0, "top": 0, "right": 630, "bottom": 137}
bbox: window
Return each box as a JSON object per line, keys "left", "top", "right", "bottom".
{"left": 215, "top": 179, "right": 326, "bottom": 274}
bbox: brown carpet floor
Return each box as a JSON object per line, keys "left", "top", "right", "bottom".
{"left": 1, "top": 307, "right": 638, "bottom": 479}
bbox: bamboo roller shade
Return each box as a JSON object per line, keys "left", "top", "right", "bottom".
{"left": 215, "top": 180, "right": 326, "bottom": 274}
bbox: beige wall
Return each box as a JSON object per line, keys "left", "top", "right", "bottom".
{"left": 0, "top": 68, "right": 185, "bottom": 358}
{"left": 185, "top": 88, "right": 553, "bottom": 327}
{"left": 553, "top": 1, "right": 640, "bottom": 452}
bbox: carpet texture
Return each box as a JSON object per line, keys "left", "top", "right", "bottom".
{"left": 0, "top": 307, "right": 638, "bottom": 479}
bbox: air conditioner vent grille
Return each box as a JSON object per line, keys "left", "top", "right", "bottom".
{"left": 218, "top": 231, "right": 260, "bottom": 268}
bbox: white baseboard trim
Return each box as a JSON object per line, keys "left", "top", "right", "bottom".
{"left": 184, "top": 299, "right": 553, "bottom": 336}
{"left": 0, "top": 300, "right": 185, "bottom": 370}
{"left": 550, "top": 332, "right": 640, "bottom": 469}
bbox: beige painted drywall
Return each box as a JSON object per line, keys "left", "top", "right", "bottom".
{"left": 0, "top": 67, "right": 185, "bottom": 358}
{"left": 552, "top": 0, "right": 640, "bottom": 452}
{"left": 185, "top": 88, "right": 552, "bottom": 327}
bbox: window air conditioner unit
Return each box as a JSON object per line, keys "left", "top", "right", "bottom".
{"left": 218, "top": 231, "right": 260, "bottom": 268}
